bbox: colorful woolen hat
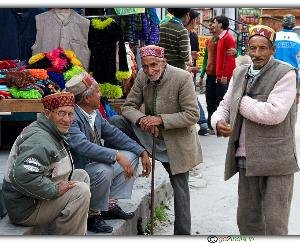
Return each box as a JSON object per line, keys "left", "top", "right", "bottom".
{"left": 42, "top": 92, "right": 75, "bottom": 110}
{"left": 248, "top": 25, "right": 276, "bottom": 43}
{"left": 65, "top": 71, "right": 95, "bottom": 96}
{"left": 140, "top": 45, "right": 165, "bottom": 58}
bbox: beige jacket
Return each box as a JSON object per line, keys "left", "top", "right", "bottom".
{"left": 122, "top": 64, "right": 203, "bottom": 175}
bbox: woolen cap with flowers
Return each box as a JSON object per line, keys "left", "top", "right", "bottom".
{"left": 42, "top": 92, "right": 75, "bottom": 111}
{"left": 248, "top": 24, "right": 276, "bottom": 43}
{"left": 140, "top": 45, "right": 165, "bottom": 58}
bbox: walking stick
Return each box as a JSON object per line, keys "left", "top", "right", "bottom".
{"left": 150, "top": 133, "right": 156, "bottom": 235}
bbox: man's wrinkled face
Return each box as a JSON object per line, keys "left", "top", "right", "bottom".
{"left": 142, "top": 56, "right": 166, "bottom": 81}
{"left": 45, "top": 106, "right": 75, "bottom": 134}
{"left": 85, "top": 86, "right": 101, "bottom": 110}
{"left": 248, "top": 35, "right": 275, "bottom": 70}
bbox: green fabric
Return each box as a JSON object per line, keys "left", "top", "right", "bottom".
{"left": 200, "top": 47, "right": 208, "bottom": 78}
{"left": 114, "top": 8, "right": 145, "bottom": 16}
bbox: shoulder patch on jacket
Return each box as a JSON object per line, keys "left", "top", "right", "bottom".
{"left": 23, "top": 157, "right": 42, "bottom": 172}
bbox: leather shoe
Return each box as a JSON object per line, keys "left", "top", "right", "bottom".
{"left": 102, "top": 205, "right": 135, "bottom": 220}
{"left": 87, "top": 214, "right": 113, "bottom": 233}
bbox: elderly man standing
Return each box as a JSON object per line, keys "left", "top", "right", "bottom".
{"left": 109, "top": 45, "right": 203, "bottom": 235}
{"left": 65, "top": 72, "right": 151, "bottom": 234}
{"left": 211, "top": 25, "right": 299, "bottom": 235}
{"left": 2, "top": 92, "right": 90, "bottom": 235}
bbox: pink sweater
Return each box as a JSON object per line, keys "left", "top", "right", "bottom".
{"left": 211, "top": 70, "right": 297, "bottom": 157}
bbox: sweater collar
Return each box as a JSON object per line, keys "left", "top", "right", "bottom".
{"left": 219, "top": 30, "right": 227, "bottom": 39}
{"left": 52, "top": 8, "right": 75, "bottom": 26}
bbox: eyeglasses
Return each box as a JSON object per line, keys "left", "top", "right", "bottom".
{"left": 52, "top": 110, "right": 74, "bottom": 119}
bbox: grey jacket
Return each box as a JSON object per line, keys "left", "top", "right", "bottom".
{"left": 68, "top": 105, "right": 145, "bottom": 169}
{"left": 122, "top": 64, "right": 203, "bottom": 175}
{"left": 32, "top": 9, "right": 90, "bottom": 70}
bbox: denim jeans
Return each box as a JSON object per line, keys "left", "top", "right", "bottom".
{"left": 197, "top": 100, "right": 208, "bottom": 126}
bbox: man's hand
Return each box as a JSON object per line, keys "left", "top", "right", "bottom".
{"left": 140, "top": 115, "right": 163, "bottom": 127}
{"left": 189, "top": 66, "right": 199, "bottom": 74}
{"left": 216, "top": 120, "right": 232, "bottom": 137}
{"left": 139, "top": 116, "right": 162, "bottom": 137}
{"left": 58, "top": 180, "right": 76, "bottom": 196}
{"left": 116, "top": 152, "right": 134, "bottom": 179}
{"left": 140, "top": 151, "right": 151, "bottom": 177}
{"left": 191, "top": 51, "right": 199, "bottom": 60}
{"left": 227, "top": 48, "right": 237, "bottom": 56}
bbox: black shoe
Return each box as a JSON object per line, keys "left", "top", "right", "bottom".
{"left": 198, "top": 128, "right": 210, "bottom": 136}
{"left": 102, "top": 205, "right": 135, "bottom": 220}
{"left": 209, "top": 128, "right": 215, "bottom": 135}
{"left": 87, "top": 214, "right": 113, "bottom": 233}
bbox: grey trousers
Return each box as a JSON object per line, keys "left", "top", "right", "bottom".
{"left": 85, "top": 150, "right": 139, "bottom": 211}
{"left": 237, "top": 169, "right": 294, "bottom": 235}
{"left": 19, "top": 169, "right": 91, "bottom": 235}
{"left": 162, "top": 163, "right": 191, "bottom": 235}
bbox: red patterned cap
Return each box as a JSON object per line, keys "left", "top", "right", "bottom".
{"left": 140, "top": 45, "right": 165, "bottom": 58}
{"left": 249, "top": 25, "right": 276, "bottom": 43}
{"left": 42, "top": 92, "right": 75, "bottom": 110}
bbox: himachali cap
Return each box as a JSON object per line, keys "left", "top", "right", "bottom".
{"left": 42, "top": 92, "right": 75, "bottom": 111}
{"left": 248, "top": 24, "right": 276, "bottom": 43}
{"left": 65, "top": 71, "right": 95, "bottom": 96}
{"left": 140, "top": 45, "right": 165, "bottom": 58}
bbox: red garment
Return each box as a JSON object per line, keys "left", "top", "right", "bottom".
{"left": 98, "top": 102, "right": 108, "bottom": 120}
{"left": 216, "top": 31, "right": 236, "bottom": 81}
{"left": 0, "top": 91, "right": 12, "bottom": 99}
{"left": 206, "top": 38, "right": 218, "bottom": 76}
{"left": 0, "top": 60, "right": 17, "bottom": 69}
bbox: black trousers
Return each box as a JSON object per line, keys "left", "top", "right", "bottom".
{"left": 205, "top": 75, "right": 217, "bottom": 129}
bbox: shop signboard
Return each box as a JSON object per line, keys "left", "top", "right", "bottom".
{"left": 196, "top": 35, "right": 211, "bottom": 69}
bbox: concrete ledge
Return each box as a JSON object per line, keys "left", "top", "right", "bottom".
{"left": 0, "top": 162, "right": 172, "bottom": 235}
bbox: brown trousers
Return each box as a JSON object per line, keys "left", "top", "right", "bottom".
{"left": 19, "top": 169, "right": 91, "bottom": 235}
{"left": 237, "top": 169, "right": 294, "bottom": 235}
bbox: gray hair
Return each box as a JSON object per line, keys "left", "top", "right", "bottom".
{"left": 74, "top": 80, "right": 99, "bottom": 104}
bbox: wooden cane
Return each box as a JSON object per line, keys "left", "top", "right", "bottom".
{"left": 150, "top": 133, "right": 156, "bottom": 235}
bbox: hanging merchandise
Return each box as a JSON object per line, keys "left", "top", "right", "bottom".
{"left": 88, "top": 17, "right": 131, "bottom": 98}
{"left": 140, "top": 9, "right": 160, "bottom": 45}
{"left": 0, "top": 47, "right": 84, "bottom": 99}
{"left": 114, "top": 8, "right": 145, "bottom": 16}
{"left": 122, "top": 43, "right": 138, "bottom": 97}
{"left": 32, "top": 8, "right": 90, "bottom": 70}
{"left": 0, "top": 8, "right": 47, "bottom": 61}
{"left": 118, "top": 8, "right": 160, "bottom": 46}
